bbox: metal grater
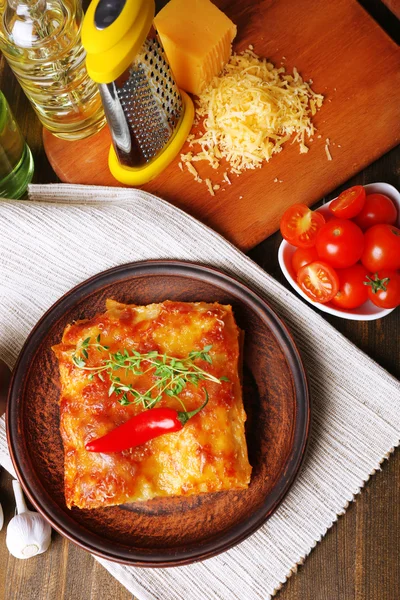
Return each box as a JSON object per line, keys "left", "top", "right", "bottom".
{"left": 99, "top": 35, "right": 183, "bottom": 168}
{"left": 83, "top": 0, "right": 194, "bottom": 184}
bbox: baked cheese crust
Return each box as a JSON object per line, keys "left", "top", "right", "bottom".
{"left": 52, "top": 300, "right": 251, "bottom": 509}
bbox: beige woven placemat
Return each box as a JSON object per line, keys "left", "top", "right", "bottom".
{"left": 0, "top": 184, "right": 399, "bottom": 600}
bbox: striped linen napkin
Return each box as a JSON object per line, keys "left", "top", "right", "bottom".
{"left": 0, "top": 184, "right": 399, "bottom": 600}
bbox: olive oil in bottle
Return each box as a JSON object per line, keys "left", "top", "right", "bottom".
{"left": 0, "top": 91, "right": 33, "bottom": 199}
{"left": 0, "top": 0, "right": 106, "bottom": 140}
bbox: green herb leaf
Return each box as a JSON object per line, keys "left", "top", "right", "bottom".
{"left": 72, "top": 343, "right": 227, "bottom": 411}
{"left": 72, "top": 356, "right": 86, "bottom": 368}
{"left": 119, "top": 394, "right": 130, "bottom": 406}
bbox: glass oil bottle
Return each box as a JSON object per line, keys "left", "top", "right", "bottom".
{"left": 0, "top": 0, "right": 106, "bottom": 140}
{"left": 0, "top": 91, "right": 33, "bottom": 198}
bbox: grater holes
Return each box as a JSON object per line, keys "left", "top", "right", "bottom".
{"left": 119, "top": 37, "right": 183, "bottom": 161}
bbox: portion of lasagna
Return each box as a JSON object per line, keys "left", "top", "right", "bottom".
{"left": 52, "top": 299, "right": 251, "bottom": 510}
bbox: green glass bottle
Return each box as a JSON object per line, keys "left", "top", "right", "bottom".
{"left": 0, "top": 92, "right": 34, "bottom": 199}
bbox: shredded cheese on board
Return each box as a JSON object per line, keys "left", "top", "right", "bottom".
{"left": 205, "top": 178, "right": 215, "bottom": 196}
{"left": 325, "top": 138, "right": 333, "bottom": 161}
{"left": 182, "top": 48, "right": 324, "bottom": 193}
{"left": 185, "top": 161, "right": 202, "bottom": 182}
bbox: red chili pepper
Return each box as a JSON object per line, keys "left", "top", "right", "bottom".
{"left": 85, "top": 390, "right": 209, "bottom": 453}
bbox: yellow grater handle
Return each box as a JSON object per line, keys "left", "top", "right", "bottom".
{"left": 82, "top": 0, "right": 155, "bottom": 84}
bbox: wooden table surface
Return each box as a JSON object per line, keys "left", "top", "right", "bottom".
{"left": 0, "top": 1, "right": 399, "bottom": 598}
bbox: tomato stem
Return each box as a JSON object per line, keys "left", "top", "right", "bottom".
{"left": 363, "top": 273, "right": 390, "bottom": 294}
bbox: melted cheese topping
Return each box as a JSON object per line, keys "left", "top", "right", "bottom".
{"left": 52, "top": 300, "right": 251, "bottom": 509}
{"left": 182, "top": 48, "right": 324, "bottom": 190}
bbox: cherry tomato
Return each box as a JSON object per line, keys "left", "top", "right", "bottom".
{"left": 361, "top": 224, "right": 400, "bottom": 272}
{"left": 329, "top": 186, "right": 366, "bottom": 219}
{"left": 364, "top": 270, "right": 400, "bottom": 309}
{"left": 331, "top": 264, "right": 370, "bottom": 309}
{"left": 280, "top": 204, "right": 325, "bottom": 248}
{"left": 291, "top": 247, "right": 319, "bottom": 274}
{"left": 353, "top": 193, "right": 398, "bottom": 230}
{"left": 315, "top": 219, "right": 364, "bottom": 268}
{"left": 297, "top": 261, "right": 339, "bottom": 303}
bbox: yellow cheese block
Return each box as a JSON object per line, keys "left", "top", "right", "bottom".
{"left": 154, "top": 0, "right": 237, "bottom": 96}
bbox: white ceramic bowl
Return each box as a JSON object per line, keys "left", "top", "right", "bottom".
{"left": 278, "top": 182, "right": 400, "bottom": 321}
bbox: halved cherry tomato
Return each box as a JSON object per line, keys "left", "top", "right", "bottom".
{"left": 280, "top": 204, "right": 325, "bottom": 248}
{"left": 316, "top": 219, "right": 364, "bottom": 268}
{"left": 291, "top": 247, "right": 319, "bottom": 274}
{"left": 353, "top": 193, "right": 398, "bottom": 230}
{"left": 329, "top": 186, "right": 366, "bottom": 219}
{"left": 331, "top": 264, "right": 370, "bottom": 309}
{"left": 364, "top": 270, "right": 400, "bottom": 309}
{"left": 297, "top": 261, "right": 339, "bottom": 303}
{"left": 361, "top": 224, "right": 400, "bottom": 272}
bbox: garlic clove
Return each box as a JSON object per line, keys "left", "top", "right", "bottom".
{"left": 22, "top": 544, "right": 41, "bottom": 558}
{"left": 6, "top": 512, "right": 52, "bottom": 559}
{"left": 0, "top": 502, "right": 3, "bottom": 531}
{"left": 6, "top": 480, "right": 51, "bottom": 560}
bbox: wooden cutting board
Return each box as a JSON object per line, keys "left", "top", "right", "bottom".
{"left": 44, "top": 0, "right": 400, "bottom": 251}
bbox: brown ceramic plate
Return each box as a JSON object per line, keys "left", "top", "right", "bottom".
{"left": 7, "top": 261, "right": 309, "bottom": 567}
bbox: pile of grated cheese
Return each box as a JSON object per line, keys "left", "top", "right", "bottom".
{"left": 181, "top": 48, "right": 324, "bottom": 193}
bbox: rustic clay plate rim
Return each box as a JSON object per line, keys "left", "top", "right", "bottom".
{"left": 7, "top": 260, "right": 310, "bottom": 567}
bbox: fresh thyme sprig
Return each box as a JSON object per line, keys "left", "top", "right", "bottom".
{"left": 72, "top": 337, "right": 228, "bottom": 410}
{"left": 72, "top": 335, "right": 110, "bottom": 368}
